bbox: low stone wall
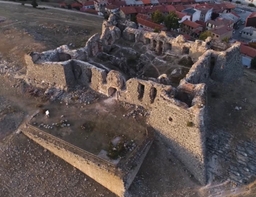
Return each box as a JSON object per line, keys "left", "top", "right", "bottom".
{"left": 22, "top": 124, "right": 153, "bottom": 197}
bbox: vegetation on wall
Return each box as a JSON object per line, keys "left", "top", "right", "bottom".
{"left": 199, "top": 31, "right": 212, "bottom": 41}
{"left": 222, "top": 37, "right": 229, "bottom": 43}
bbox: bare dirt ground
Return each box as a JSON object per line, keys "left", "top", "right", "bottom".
{"left": 1, "top": 3, "right": 256, "bottom": 197}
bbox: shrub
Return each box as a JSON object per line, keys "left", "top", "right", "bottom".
{"left": 248, "top": 3, "right": 255, "bottom": 7}
{"left": 187, "top": 121, "right": 194, "bottom": 127}
{"left": 154, "top": 28, "right": 160, "bottom": 33}
{"left": 199, "top": 31, "right": 212, "bottom": 41}
{"left": 222, "top": 37, "right": 229, "bottom": 43}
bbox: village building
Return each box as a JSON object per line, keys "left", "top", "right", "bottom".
{"left": 182, "top": 8, "right": 201, "bottom": 22}
{"left": 80, "top": 1, "right": 95, "bottom": 10}
{"left": 246, "top": 12, "right": 256, "bottom": 28}
{"left": 180, "top": 19, "right": 203, "bottom": 37}
{"left": 241, "top": 26, "right": 256, "bottom": 40}
{"left": 194, "top": 4, "right": 213, "bottom": 22}
{"left": 210, "top": 26, "right": 233, "bottom": 40}
{"left": 119, "top": 6, "right": 137, "bottom": 20}
{"left": 206, "top": 18, "right": 234, "bottom": 30}
{"left": 136, "top": 13, "right": 165, "bottom": 31}
{"left": 240, "top": 43, "right": 256, "bottom": 68}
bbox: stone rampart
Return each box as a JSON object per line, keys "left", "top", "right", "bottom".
{"left": 22, "top": 124, "right": 153, "bottom": 197}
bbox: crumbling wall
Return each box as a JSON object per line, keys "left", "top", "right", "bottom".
{"left": 184, "top": 43, "right": 242, "bottom": 84}
{"left": 22, "top": 125, "right": 127, "bottom": 197}
{"left": 101, "top": 20, "right": 121, "bottom": 47}
{"left": 118, "top": 78, "right": 207, "bottom": 184}
{"left": 148, "top": 84, "right": 207, "bottom": 184}
{"left": 118, "top": 78, "right": 173, "bottom": 109}
{"left": 85, "top": 33, "right": 102, "bottom": 57}
{"left": 22, "top": 123, "right": 153, "bottom": 197}
{"left": 122, "top": 27, "right": 208, "bottom": 58}
{"left": 25, "top": 54, "right": 67, "bottom": 89}
{"left": 211, "top": 43, "right": 242, "bottom": 83}
{"left": 184, "top": 50, "right": 213, "bottom": 84}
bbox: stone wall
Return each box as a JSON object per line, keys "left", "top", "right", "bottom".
{"left": 118, "top": 78, "right": 207, "bottom": 184}
{"left": 211, "top": 43, "right": 243, "bottom": 83}
{"left": 122, "top": 27, "right": 209, "bottom": 59}
{"left": 22, "top": 125, "right": 153, "bottom": 197}
{"left": 184, "top": 43, "right": 242, "bottom": 84}
{"left": 25, "top": 54, "right": 67, "bottom": 89}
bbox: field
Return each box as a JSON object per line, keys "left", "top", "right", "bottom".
{"left": 1, "top": 2, "right": 256, "bottom": 197}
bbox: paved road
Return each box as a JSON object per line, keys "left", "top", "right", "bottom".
{"left": 0, "top": 0, "right": 103, "bottom": 18}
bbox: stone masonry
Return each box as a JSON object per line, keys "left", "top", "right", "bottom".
{"left": 24, "top": 14, "right": 243, "bottom": 194}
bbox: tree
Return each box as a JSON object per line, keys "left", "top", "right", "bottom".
{"left": 151, "top": 10, "right": 164, "bottom": 24}
{"left": 164, "top": 11, "right": 179, "bottom": 30}
{"left": 251, "top": 56, "right": 256, "bottom": 69}
{"left": 31, "top": 0, "right": 38, "bottom": 8}
{"left": 199, "top": 31, "right": 212, "bottom": 41}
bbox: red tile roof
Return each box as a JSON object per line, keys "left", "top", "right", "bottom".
{"left": 195, "top": 20, "right": 206, "bottom": 28}
{"left": 175, "top": 11, "right": 186, "bottom": 19}
{"left": 248, "top": 12, "right": 256, "bottom": 19}
{"left": 166, "top": 5, "right": 176, "bottom": 12}
{"left": 158, "top": 0, "right": 168, "bottom": 3}
{"left": 136, "top": 5, "right": 167, "bottom": 14}
{"left": 137, "top": 14, "right": 164, "bottom": 30}
{"left": 208, "top": 3, "right": 225, "bottom": 13}
{"left": 82, "top": 1, "right": 94, "bottom": 6}
{"left": 240, "top": 44, "right": 256, "bottom": 58}
{"left": 181, "top": 0, "right": 189, "bottom": 3}
{"left": 82, "top": 9, "right": 98, "bottom": 14}
{"left": 175, "top": 4, "right": 185, "bottom": 12}
{"left": 106, "top": 4, "right": 119, "bottom": 9}
{"left": 222, "top": 2, "right": 236, "bottom": 9}
{"left": 142, "top": 0, "right": 151, "bottom": 5}
{"left": 112, "top": 1, "right": 126, "bottom": 6}
{"left": 207, "top": 18, "right": 233, "bottom": 27}
{"left": 182, "top": 19, "right": 202, "bottom": 28}
{"left": 120, "top": 6, "right": 137, "bottom": 14}
{"left": 210, "top": 26, "right": 232, "bottom": 36}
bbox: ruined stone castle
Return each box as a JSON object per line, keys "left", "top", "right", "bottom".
{"left": 23, "top": 15, "right": 243, "bottom": 197}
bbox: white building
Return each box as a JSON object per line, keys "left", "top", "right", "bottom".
{"left": 182, "top": 8, "right": 201, "bottom": 22}
{"left": 241, "top": 26, "right": 256, "bottom": 40}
